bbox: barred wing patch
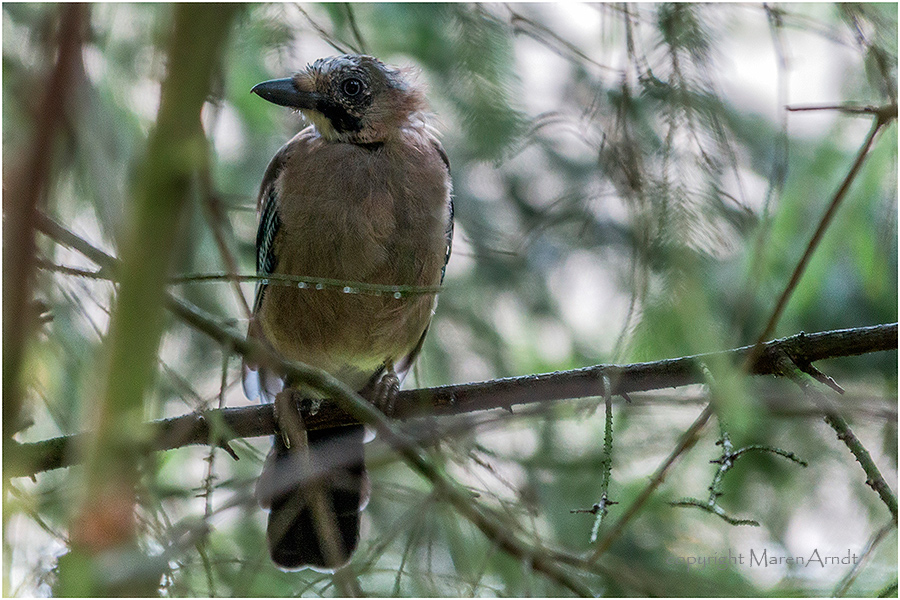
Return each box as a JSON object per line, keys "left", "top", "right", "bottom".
{"left": 432, "top": 140, "right": 453, "bottom": 285}
{"left": 253, "top": 187, "right": 281, "bottom": 314}
{"left": 442, "top": 197, "right": 453, "bottom": 284}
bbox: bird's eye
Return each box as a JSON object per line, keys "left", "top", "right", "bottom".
{"left": 342, "top": 78, "right": 363, "bottom": 97}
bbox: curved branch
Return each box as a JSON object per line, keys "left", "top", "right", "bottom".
{"left": 8, "top": 321, "right": 896, "bottom": 479}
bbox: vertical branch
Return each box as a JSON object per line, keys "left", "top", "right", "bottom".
{"left": 2, "top": 1, "right": 88, "bottom": 468}
{"left": 590, "top": 404, "right": 714, "bottom": 561}
{"left": 60, "top": 4, "right": 241, "bottom": 595}
{"left": 735, "top": 4, "right": 790, "bottom": 334}
{"left": 196, "top": 349, "right": 231, "bottom": 596}
{"left": 3, "top": 9, "right": 88, "bottom": 595}
{"left": 588, "top": 376, "right": 616, "bottom": 541}
{"left": 199, "top": 172, "right": 255, "bottom": 325}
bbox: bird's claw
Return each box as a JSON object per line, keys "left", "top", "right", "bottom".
{"left": 371, "top": 366, "right": 400, "bottom": 418}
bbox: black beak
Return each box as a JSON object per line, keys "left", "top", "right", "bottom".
{"left": 251, "top": 77, "right": 319, "bottom": 109}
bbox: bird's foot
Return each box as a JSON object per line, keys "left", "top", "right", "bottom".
{"left": 371, "top": 364, "right": 400, "bottom": 418}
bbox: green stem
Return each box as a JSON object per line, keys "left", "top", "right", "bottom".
{"left": 60, "top": 5, "right": 240, "bottom": 596}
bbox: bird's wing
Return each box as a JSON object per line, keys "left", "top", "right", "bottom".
{"left": 431, "top": 139, "right": 453, "bottom": 283}
{"left": 242, "top": 141, "right": 293, "bottom": 402}
{"left": 252, "top": 141, "right": 295, "bottom": 313}
{"left": 253, "top": 186, "right": 281, "bottom": 313}
{"left": 442, "top": 195, "right": 454, "bottom": 284}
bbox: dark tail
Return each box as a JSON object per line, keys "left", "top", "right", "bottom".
{"left": 258, "top": 424, "right": 366, "bottom": 570}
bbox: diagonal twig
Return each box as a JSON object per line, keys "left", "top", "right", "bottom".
{"left": 747, "top": 106, "right": 895, "bottom": 367}
{"left": 774, "top": 351, "right": 897, "bottom": 521}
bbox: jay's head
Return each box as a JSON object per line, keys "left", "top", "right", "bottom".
{"left": 252, "top": 54, "right": 426, "bottom": 144}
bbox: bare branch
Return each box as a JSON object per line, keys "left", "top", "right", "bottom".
{"left": 786, "top": 103, "right": 898, "bottom": 119}
{"left": 8, "top": 321, "right": 895, "bottom": 478}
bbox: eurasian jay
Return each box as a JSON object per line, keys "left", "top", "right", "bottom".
{"left": 242, "top": 55, "right": 453, "bottom": 570}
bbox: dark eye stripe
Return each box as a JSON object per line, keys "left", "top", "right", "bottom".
{"left": 315, "top": 99, "right": 363, "bottom": 133}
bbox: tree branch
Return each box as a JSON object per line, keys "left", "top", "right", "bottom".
{"left": 750, "top": 106, "right": 893, "bottom": 355}
{"left": 9, "top": 321, "right": 896, "bottom": 479}
{"left": 23, "top": 209, "right": 899, "bottom": 593}
{"left": 773, "top": 351, "right": 898, "bottom": 522}
{"left": 3, "top": 2, "right": 88, "bottom": 468}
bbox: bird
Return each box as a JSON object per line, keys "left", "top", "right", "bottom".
{"left": 242, "top": 54, "right": 453, "bottom": 570}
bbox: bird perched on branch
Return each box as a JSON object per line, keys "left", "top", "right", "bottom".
{"left": 242, "top": 55, "right": 453, "bottom": 570}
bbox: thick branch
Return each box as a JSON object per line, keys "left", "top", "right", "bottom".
{"left": 9, "top": 322, "right": 896, "bottom": 478}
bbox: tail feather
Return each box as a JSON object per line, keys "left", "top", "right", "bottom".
{"left": 258, "top": 425, "right": 366, "bottom": 570}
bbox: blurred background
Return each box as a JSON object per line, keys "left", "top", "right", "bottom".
{"left": 3, "top": 3, "right": 897, "bottom": 596}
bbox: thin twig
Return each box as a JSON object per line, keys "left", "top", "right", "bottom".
{"left": 584, "top": 375, "right": 616, "bottom": 541}
{"left": 747, "top": 108, "right": 893, "bottom": 365}
{"left": 172, "top": 272, "right": 443, "bottom": 297}
{"left": 774, "top": 351, "right": 898, "bottom": 522}
{"left": 832, "top": 521, "right": 895, "bottom": 596}
{"left": 669, "top": 499, "right": 759, "bottom": 526}
{"left": 39, "top": 262, "right": 445, "bottom": 297}
{"left": 589, "top": 404, "right": 714, "bottom": 561}
{"left": 343, "top": 4, "right": 368, "bottom": 54}
{"left": 506, "top": 5, "right": 618, "bottom": 73}
{"left": 671, "top": 367, "right": 806, "bottom": 527}
{"left": 199, "top": 169, "right": 255, "bottom": 326}
{"left": 786, "top": 103, "right": 897, "bottom": 117}
{"left": 736, "top": 3, "right": 790, "bottom": 340}
{"left": 294, "top": 5, "right": 350, "bottom": 54}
